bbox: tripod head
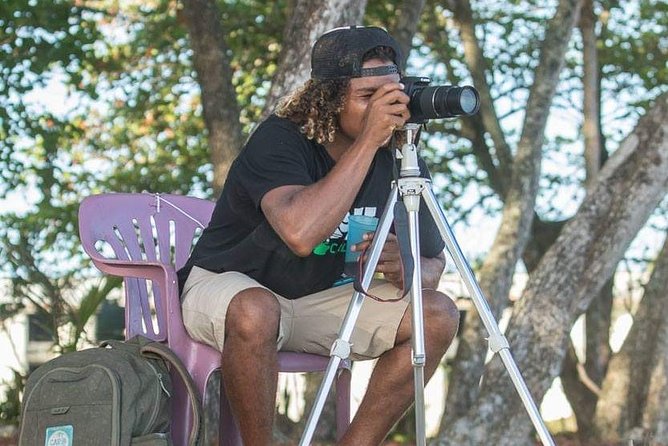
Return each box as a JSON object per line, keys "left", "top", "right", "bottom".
{"left": 392, "top": 123, "right": 422, "bottom": 178}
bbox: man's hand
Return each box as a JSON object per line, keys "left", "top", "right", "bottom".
{"left": 359, "top": 82, "right": 410, "bottom": 149}
{"left": 351, "top": 232, "right": 404, "bottom": 289}
{"left": 351, "top": 232, "right": 446, "bottom": 290}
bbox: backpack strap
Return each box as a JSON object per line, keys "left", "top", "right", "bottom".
{"left": 140, "top": 342, "right": 203, "bottom": 446}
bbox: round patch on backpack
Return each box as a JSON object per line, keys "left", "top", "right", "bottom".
{"left": 45, "top": 425, "right": 73, "bottom": 446}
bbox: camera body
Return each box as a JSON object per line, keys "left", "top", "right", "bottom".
{"left": 401, "top": 76, "right": 480, "bottom": 124}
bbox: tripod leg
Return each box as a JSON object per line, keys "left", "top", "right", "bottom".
{"left": 299, "top": 186, "right": 399, "bottom": 446}
{"left": 420, "top": 187, "right": 556, "bottom": 446}
{"left": 404, "top": 194, "right": 427, "bottom": 446}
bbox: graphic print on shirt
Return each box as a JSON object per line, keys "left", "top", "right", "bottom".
{"left": 312, "top": 207, "right": 377, "bottom": 256}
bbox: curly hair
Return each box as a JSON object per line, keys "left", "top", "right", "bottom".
{"left": 275, "top": 78, "right": 350, "bottom": 144}
{"left": 275, "top": 46, "right": 398, "bottom": 145}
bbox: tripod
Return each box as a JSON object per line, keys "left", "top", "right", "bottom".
{"left": 299, "top": 124, "right": 555, "bottom": 446}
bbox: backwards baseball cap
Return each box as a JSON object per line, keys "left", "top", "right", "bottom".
{"left": 310, "top": 25, "right": 403, "bottom": 80}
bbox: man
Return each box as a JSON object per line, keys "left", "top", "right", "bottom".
{"left": 177, "top": 26, "right": 459, "bottom": 445}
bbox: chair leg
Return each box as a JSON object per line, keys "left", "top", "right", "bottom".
{"left": 335, "top": 366, "right": 352, "bottom": 441}
{"left": 219, "top": 378, "right": 243, "bottom": 446}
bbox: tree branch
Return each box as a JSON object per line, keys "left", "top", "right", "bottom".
{"left": 447, "top": 0, "right": 513, "bottom": 191}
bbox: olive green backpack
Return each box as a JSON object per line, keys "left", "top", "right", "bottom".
{"left": 18, "top": 335, "right": 201, "bottom": 445}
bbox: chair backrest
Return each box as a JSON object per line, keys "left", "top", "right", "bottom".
{"left": 79, "top": 193, "right": 214, "bottom": 341}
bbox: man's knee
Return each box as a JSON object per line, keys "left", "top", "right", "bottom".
{"left": 225, "top": 287, "right": 280, "bottom": 342}
{"left": 423, "top": 290, "right": 460, "bottom": 345}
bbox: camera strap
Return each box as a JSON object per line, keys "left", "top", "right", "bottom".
{"left": 393, "top": 199, "right": 414, "bottom": 293}
{"left": 391, "top": 133, "right": 416, "bottom": 294}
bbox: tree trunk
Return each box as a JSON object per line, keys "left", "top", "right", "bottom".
{"left": 525, "top": 218, "right": 610, "bottom": 442}
{"left": 560, "top": 343, "right": 599, "bottom": 441}
{"left": 523, "top": 218, "right": 567, "bottom": 273}
{"left": 180, "top": 0, "right": 244, "bottom": 196}
{"left": 435, "top": 93, "right": 668, "bottom": 445}
{"left": 595, "top": 234, "right": 668, "bottom": 443}
{"left": 579, "top": 0, "right": 611, "bottom": 402}
{"left": 584, "top": 279, "right": 612, "bottom": 388}
{"left": 579, "top": 0, "right": 612, "bottom": 394}
{"left": 642, "top": 236, "right": 668, "bottom": 443}
{"left": 557, "top": 3, "right": 611, "bottom": 439}
{"left": 560, "top": 279, "right": 612, "bottom": 442}
{"left": 441, "top": 0, "right": 582, "bottom": 427}
{"left": 389, "top": 0, "right": 427, "bottom": 68}
{"left": 579, "top": 0, "right": 604, "bottom": 186}
{"left": 262, "top": 0, "right": 368, "bottom": 116}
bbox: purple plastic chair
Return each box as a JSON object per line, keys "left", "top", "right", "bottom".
{"left": 78, "top": 192, "right": 351, "bottom": 445}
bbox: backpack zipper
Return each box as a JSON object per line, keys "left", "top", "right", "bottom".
{"left": 157, "top": 372, "right": 171, "bottom": 397}
{"left": 142, "top": 360, "right": 170, "bottom": 435}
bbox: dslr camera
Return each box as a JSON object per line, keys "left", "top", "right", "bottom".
{"left": 401, "top": 76, "right": 480, "bottom": 124}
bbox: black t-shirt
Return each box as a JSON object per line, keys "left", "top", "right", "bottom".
{"left": 177, "top": 115, "right": 445, "bottom": 299}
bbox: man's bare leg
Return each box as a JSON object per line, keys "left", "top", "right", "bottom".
{"left": 338, "top": 290, "right": 460, "bottom": 446}
{"left": 221, "top": 288, "right": 281, "bottom": 445}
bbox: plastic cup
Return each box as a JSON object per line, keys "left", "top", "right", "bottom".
{"left": 344, "top": 215, "right": 379, "bottom": 276}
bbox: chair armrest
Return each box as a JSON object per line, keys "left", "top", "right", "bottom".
{"left": 90, "top": 257, "right": 170, "bottom": 281}
{"left": 90, "top": 258, "right": 180, "bottom": 317}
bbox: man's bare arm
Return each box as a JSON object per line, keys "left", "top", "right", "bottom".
{"left": 261, "top": 83, "right": 408, "bottom": 256}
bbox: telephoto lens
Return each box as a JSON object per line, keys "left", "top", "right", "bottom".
{"left": 402, "top": 76, "right": 480, "bottom": 124}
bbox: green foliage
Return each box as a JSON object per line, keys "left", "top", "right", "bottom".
{"left": 0, "top": 0, "right": 102, "bottom": 195}
{"left": 598, "top": 0, "right": 667, "bottom": 95}
{"left": 73, "top": 1, "right": 210, "bottom": 196}
{"left": 218, "top": 0, "right": 287, "bottom": 128}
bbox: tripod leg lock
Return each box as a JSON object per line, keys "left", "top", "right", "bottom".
{"left": 398, "top": 180, "right": 427, "bottom": 197}
{"left": 412, "top": 354, "right": 426, "bottom": 366}
{"left": 330, "top": 338, "right": 351, "bottom": 359}
{"left": 487, "top": 334, "right": 510, "bottom": 353}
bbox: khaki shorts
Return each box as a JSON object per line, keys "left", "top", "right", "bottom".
{"left": 181, "top": 266, "right": 409, "bottom": 360}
